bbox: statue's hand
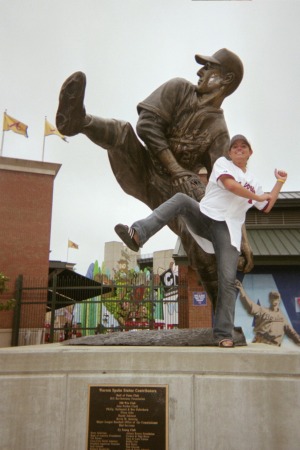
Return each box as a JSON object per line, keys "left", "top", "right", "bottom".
{"left": 171, "top": 171, "right": 205, "bottom": 202}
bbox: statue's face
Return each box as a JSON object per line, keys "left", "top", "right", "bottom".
{"left": 196, "top": 62, "right": 225, "bottom": 94}
{"left": 270, "top": 298, "right": 280, "bottom": 311}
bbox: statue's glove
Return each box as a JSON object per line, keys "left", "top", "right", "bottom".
{"left": 171, "top": 172, "right": 205, "bottom": 202}
{"left": 238, "top": 225, "right": 254, "bottom": 273}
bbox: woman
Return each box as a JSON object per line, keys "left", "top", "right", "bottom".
{"left": 115, "top": 135, "right": 288, "bottom": 347}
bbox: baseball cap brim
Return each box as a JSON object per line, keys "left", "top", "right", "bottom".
{"left": 195, "top": 54, "right": 221, "bottom": 65}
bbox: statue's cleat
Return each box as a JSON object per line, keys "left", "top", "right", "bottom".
{"left": 56, "top": 71, "right": 87, "bottom": 136}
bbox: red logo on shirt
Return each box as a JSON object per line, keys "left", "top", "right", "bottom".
{"left": 244, "top": 182, "right": 255, "bottom": 193}
{"left": 244, "top": 182, "right": 255, "bottom": 204}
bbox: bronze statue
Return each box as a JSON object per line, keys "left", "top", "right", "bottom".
{"left": 56, "top": 48, "right": 253, "bottom": 311}
{"left": 236, "top": 280, "right": 300, "bottom": 346}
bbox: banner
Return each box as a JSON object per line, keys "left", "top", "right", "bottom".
{"left": 44, "top": 119, "right": 67, "bottom": 141}
{"left": 3, "top": 112, "right": 28, "bottom": 137}
{"left": 68, "top": 240, "right": 79, "bottom": 249}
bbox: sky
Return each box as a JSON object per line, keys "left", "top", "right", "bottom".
{"left": 1, "top": 0, "right": 300, "bottom": 276}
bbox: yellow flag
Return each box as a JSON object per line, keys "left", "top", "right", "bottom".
{"left": 44, "top": 119, "right": 67, "bottom": 141}
{"left": 3, "top": 113, "right": 28, "bottom": 137}
{"left": 68, "top": 240, "right": 79, "bottom": 249}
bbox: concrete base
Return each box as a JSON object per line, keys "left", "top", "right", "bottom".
{"left": 0, "top": 343, "right": 299, "bottom": 450}
{"left": 0, "top": 328, "right": 12, "bottom": 347}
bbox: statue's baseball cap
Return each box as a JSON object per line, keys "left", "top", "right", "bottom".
{"left": 229, "top": 134, "right": 252, "bottom": 150}
{"left": 195, "top": 48, "right": 244, "bottom": 94}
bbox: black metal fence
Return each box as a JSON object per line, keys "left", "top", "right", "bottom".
{"left": 12, "top": 271, "right": 182, "bottom": 346}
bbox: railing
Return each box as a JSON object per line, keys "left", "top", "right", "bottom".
{"left": 12, "top": 272, "right": 181, "bottom": 346}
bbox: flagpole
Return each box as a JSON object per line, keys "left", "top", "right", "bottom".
{"left": 42, "top": 116, "right": 46, "bottom": 162}
{"left": 0, "top": 129, "right": 4, "bottom": 157}
{"left": 0, "top": 111, "right": 7, "bottom": 157}
{"left": 67, "top": 239, "right": 69, "bottom": 262}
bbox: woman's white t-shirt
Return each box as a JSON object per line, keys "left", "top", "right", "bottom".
{"left": 191, "top": 157, "right": 268, "bottom": 253}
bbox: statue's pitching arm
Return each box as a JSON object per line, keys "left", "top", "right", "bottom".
{"left": 235, "top": 280, "right": 253, "bottom": 313}
{"left": 284, "top": 324, "right": 300, "bottom": 345}
{"left": 137, "top": 110, "right": 206, "bottom": 201}
{"left": 136, "top": 110, "right": 193, "bottom": 177}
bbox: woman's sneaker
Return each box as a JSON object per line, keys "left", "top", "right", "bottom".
{"left": 114, "top": 224, "right": 140, "bottom": 252}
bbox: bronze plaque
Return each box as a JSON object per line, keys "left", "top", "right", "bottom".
{"left": 87, "top": 384, "right": 168, "bottom": 450}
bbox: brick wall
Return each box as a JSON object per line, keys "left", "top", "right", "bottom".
{"left": 0, "top": 170, "right": 53, "bottom": 278}
{"left": 0, "top": 157, "right": 60, "bottom": 329}
{"left": 178, "top": 265, "right": 212, "bottom": 328}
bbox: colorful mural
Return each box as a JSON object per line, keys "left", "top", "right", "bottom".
{"left": 235, "top": 268, "right": 300, "bottom": 347}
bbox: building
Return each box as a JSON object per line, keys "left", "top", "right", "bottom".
{"left": 0, "top": 157, "right": 61, "bottom": 345}
{"left": 1, "top": 153, "right": 299, "bottom": 346}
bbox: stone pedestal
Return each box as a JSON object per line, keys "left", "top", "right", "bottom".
{"left": 0, "top": 343, "right": 299, "bottom": 450}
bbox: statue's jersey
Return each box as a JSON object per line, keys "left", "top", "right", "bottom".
{"left": 137, "top": 77, "right": 230, "bottom": 174}
{"left": 246, "top": 302, "right": 300, "bottom": 346}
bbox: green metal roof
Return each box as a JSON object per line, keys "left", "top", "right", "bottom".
{"left": 248, "top": 228, "right": 300, "bottom": 256}
{"left": 277, "top": 191, "right": 300, "bottom": 201}
{"left": 172, "top": 192, "right": 300, "bottom": 265}
{"left": 173, "top": 228, "right": 300, "bottom": 265}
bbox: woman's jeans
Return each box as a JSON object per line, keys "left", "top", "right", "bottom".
{"left": 132, "top": 193, "right": 240, "bottom": 341}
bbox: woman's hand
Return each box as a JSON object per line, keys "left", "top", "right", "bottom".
{"left": 275, "top": 169, "right": 288, "bottom": 182}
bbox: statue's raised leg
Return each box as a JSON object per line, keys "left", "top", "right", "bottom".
{"left": 57, "top": 72, "right": 173, "bottom": 206}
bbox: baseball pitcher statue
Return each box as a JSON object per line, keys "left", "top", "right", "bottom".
{"left": 56, "top": 48, "right": 253, "bottom": 311}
